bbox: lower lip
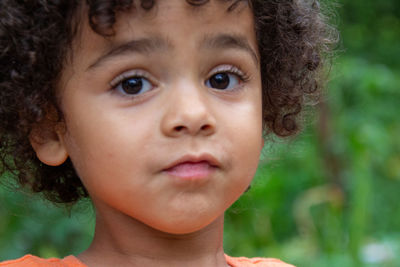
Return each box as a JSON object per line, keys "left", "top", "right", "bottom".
{"left": 164, "top": 161, "right": 215, "bottom": 180}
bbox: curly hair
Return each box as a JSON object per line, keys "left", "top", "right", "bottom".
{"left": 0, "top": 0, "right": 337, "bottom": 204}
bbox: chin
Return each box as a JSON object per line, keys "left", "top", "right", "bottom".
{"left": 150, "top": 215, "right": 222, "bottom": 235}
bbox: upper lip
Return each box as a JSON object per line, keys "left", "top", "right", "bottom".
{"left": 162, "top": 153, "right": 220, "bottom": 171}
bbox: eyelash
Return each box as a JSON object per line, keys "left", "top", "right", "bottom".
{"left": 207, "top": 65, "right": 251, "bottom": 85}
{"left": 109, "top": 70, "right": 154, "bottom": 89}
{"left": 109, "top": 64, "right": 251, "bottom": 98}
{"left": 109, "top": 70, "right": 156, "bottom": 98}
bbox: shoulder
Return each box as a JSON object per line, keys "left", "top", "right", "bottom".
{"left": 0, "top": 255, "right": 87, "bottom": 267}
{"left": 225, "top": 255, "right": 295, "bottom": 267}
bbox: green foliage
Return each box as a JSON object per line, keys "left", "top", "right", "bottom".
{"left": 339, "top": 0, "right": 400, "bottom": 68}
{"left": 226, "top": 0, "right": 400, "bottom": 264}
{"left": 0, "top": 181, "right": 94, "bottom": 260}
{"left": 225, "top": 55, "right": 400, "bottom": 266}
{"left": 1, "top": 0, "right": 399, "bottom": 266}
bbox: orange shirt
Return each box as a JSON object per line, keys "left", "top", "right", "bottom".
{"left": 0, "top": 255, "right": 83, "bottom": 267}
{"left": 0, "top": 254, "right": 295, "bottom": 267}
{"left": 225, "top": 255, "right": 295, "bottom": 266}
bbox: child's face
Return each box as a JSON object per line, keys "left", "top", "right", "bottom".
{"left": 57, "top": 0, "right": 262, "bottom": 234}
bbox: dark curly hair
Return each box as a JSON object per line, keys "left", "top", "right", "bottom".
{"left": 0, "top": 0, "right": 337, "bottom": 204}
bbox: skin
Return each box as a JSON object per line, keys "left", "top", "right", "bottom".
{"left": 34, "top": 0, "right": 263, "bottom": 266}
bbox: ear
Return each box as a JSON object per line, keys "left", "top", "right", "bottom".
{"left": 29, "top": 123, "right": 68, "bottom": 166}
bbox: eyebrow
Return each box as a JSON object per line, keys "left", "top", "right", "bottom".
{"left": 87, "top": 33, "right": 259, "bottom": 71}
{"left": 87, "top": 37, "right": 170, "bottom": 71}
{"left": 200, "top": 33, "right": 259, "bottom": 66}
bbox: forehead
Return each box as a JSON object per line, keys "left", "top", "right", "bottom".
{"left": 64, "top": 0, "right": 257, "bottom": 77}
{"left": 81, "top": 1, "right": 254, "bottom": 46}
{"left": 112, "top": 0, "right": 253, "bottom": 27}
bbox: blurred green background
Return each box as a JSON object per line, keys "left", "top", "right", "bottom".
{"left": 1, "top": 0, "right": 399, "bottom": 266}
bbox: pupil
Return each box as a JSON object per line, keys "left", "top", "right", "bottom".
{"left": 122, "top": 78, "right": 142, "bottom": 94}
{"left": 210, "top": 73, "right": 229, "bottom": 89}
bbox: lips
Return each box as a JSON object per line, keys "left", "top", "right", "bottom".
{"left": 162, "top": 154, "right": 219, "bottom": 180}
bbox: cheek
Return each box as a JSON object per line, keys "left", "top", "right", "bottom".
{"left": 236, "top": 96, "right": 263, "bottom": 165}
{"left": 61, "top": 111, "right": 147, "bottom": 182}
{"left": 226, "top": 94, "right": 263, "bottom": 154}
{"left": 232, "top": 125, "right": 262, "bottom": 178}
{"left": 222, "top": 99, "right": 263, "bottom": 183}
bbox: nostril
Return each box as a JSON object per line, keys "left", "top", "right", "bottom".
{"left": 200, "top": 125, "right": 211, "bottom": 131}
{"left": 173, "top": 124, "right": 212, "bottom": 134}
{"left": 174, "top": 125, "right": 185, "bottom": 132}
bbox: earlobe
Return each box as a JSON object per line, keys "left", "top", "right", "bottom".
{"left": 29, "top": 125, "right": 68, "bottom": 166}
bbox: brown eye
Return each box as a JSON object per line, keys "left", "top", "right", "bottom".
{"left": 206, "top": 72, "right": 240, "bottom": 90}
{"left": 117, "top": 77, "right": 153, "bottom": 95}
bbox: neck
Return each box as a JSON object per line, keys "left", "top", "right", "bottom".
{"left": 78, "top": 209, "right": 228, "bottom": 267}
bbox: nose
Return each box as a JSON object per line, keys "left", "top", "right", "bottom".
{"left": 160, "top": 82, "right": 216, "bottom": 138}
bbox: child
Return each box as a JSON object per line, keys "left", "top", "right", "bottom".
{"left": 0, "top": 0, "right": 335, "bottom": 266}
